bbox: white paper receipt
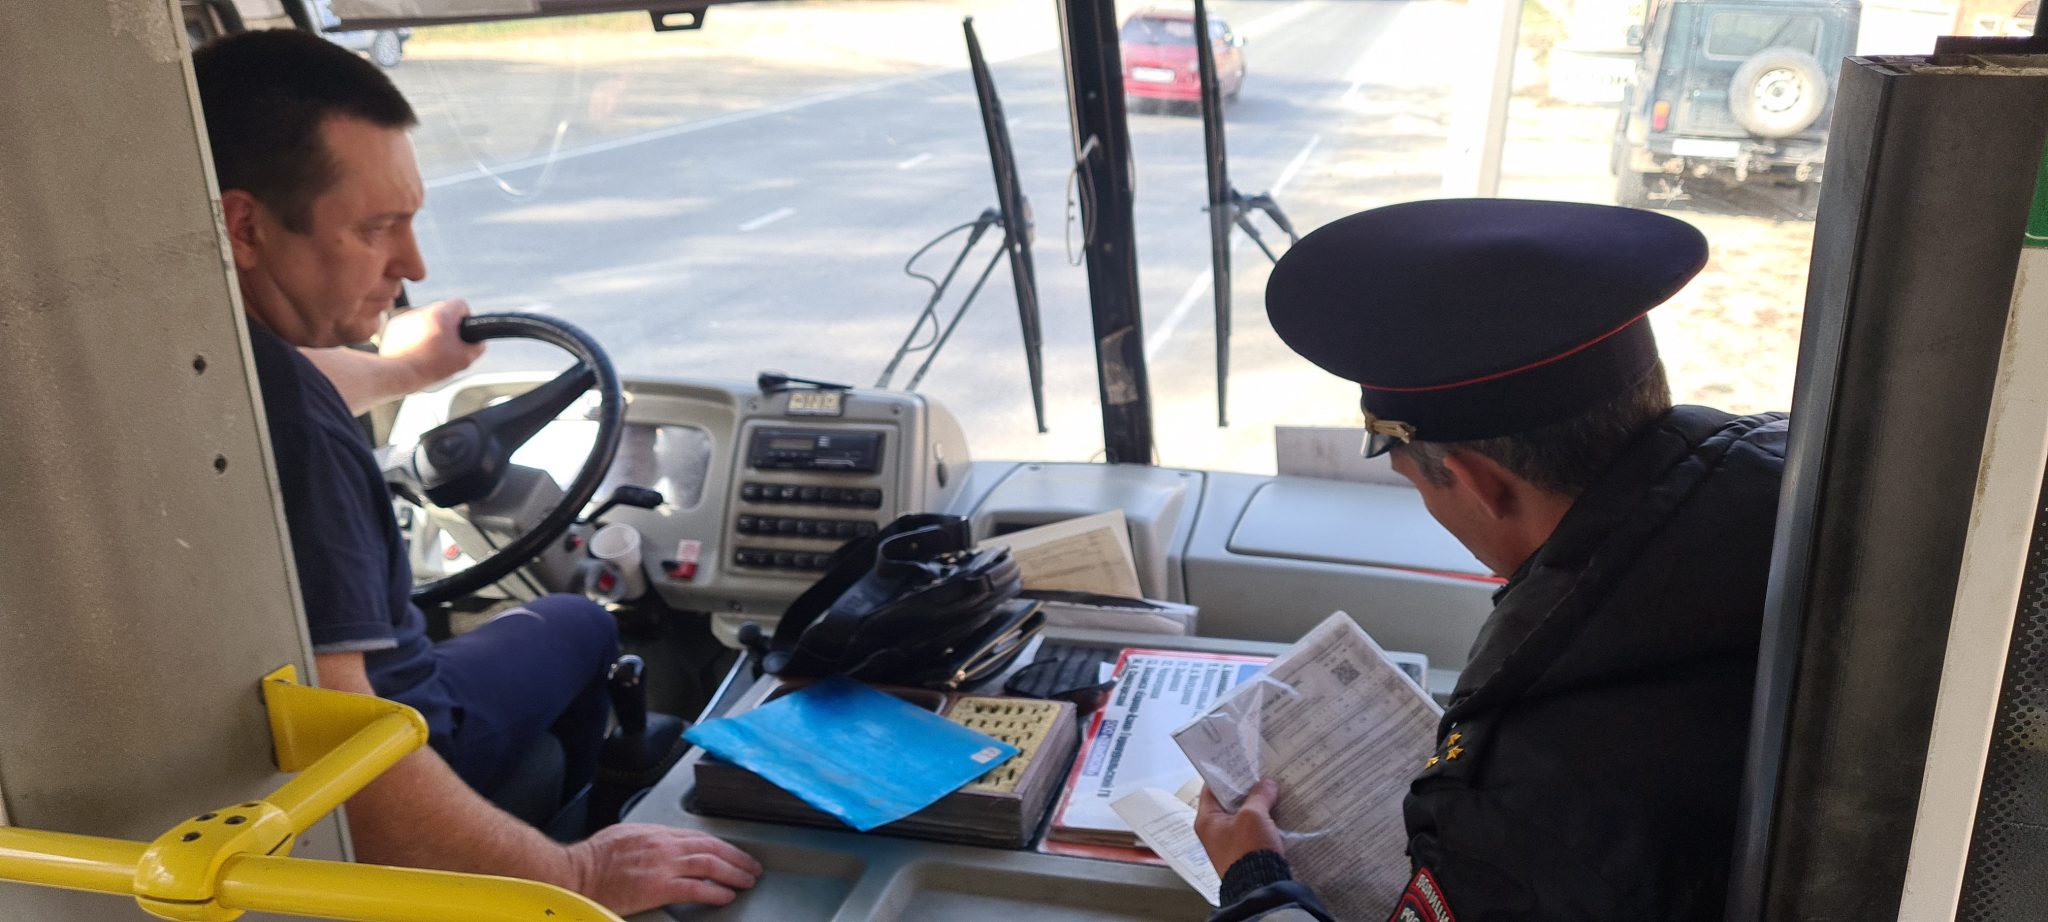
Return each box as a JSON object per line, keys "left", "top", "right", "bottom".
{"left": 1112, "top": 787, "right": 1222, "bottom": 906}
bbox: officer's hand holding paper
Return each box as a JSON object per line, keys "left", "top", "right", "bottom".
{"left": 1173, "top": 613, "right": 1441, "bottom": 919}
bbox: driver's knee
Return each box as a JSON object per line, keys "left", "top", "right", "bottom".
{"left": 519, "top": 594, "right": 622, "bottom": 670}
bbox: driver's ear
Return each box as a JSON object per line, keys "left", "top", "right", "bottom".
{"left": 219, "top": 189, "right": 268, "bottom": 272}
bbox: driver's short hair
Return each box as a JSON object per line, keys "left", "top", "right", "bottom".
{"left": 193, "top": 28, "right": 416, "bottom": 233}
{"left": 1399, "top": 361, "right": 1674, "bottom": 499}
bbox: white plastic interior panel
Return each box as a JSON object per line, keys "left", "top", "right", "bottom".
{"left": 1227, "top": 478, "right": 1487, "bottom": 576}
{"left": 965, "top": 463, "right": 1202, "bottom": 601}
{"left": 1186, "top": 474, "right": 1497, "bottom": 690}
{"left": 1273, "top": 426, "right": 1411, "bottom": 487}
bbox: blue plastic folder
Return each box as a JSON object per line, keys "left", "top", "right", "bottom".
{"left": 683, "top": 677, "right": 1018, "bottom": 831}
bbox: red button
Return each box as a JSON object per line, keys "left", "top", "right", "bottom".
{"left": 668, "top": 561, "right": 699, "bottom": 581}
{"left": 596, "top": 571, "right": 617, "bottom": 593}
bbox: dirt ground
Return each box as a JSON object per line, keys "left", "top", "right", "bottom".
{"left": 1496, "top": 92, "right": 1816, "bottom": 419}
{"left": 1498, "top": 2, "right": 1817, "bottom": 420}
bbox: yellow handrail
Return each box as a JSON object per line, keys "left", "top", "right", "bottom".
{"left": 0, "top": 666, "right": 624, "bottom": 922}
{"left": 0, "top": 828, "right": 149, "bottom": 895}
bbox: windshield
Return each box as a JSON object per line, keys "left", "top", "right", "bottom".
{"left": 376, "top": 0, "right": 1908, "bottom": 473}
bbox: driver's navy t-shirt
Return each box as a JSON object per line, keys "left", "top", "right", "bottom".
{"left": 246, "top": 321, "right": 438, "bottom": 703}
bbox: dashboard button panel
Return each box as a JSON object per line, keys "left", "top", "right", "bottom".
{"left": 733, "top": 547, "right": 834, "bottom": 571}
{"left": 740, "top": 482, "right": 883, "bottom": 508}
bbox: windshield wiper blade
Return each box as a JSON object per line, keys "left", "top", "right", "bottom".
{"left": 966, "top": 17, "right": 1049, "bottom": 434}
{"left": 875, "top": 19, "right": 1050, "bottom": 435}
{"left": 1193, "top": 0, "right": 1297, "bottom": 428}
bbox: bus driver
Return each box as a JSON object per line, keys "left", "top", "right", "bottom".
{"left": 192, "top": 29, "right": 760, "bottom": 916}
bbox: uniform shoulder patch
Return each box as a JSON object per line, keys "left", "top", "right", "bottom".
{"left": 1387, "top": 866, "right": 1456, "bottom": 922}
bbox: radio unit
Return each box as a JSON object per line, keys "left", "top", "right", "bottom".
{"left": 747, "top": 428, "right": 883, "bottom": 473}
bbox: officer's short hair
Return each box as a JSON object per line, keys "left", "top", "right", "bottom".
{"left": 1400, "top": 362, "right": 1674, "bottom": 498}
{"left": 194, "top": 29, "right": 417, "bottom": 233}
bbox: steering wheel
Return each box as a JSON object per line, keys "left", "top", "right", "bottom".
{"left": 384, "top": 313, "right": 624, "bottom": 608}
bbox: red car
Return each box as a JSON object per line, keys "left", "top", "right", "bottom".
{"left": 1121, "top": 9, "right": 1247, "bottom": 108}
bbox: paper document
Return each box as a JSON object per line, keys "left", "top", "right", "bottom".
{"left": 980, "top": 510, "right": 1143, "bottom": 598}
{"left": 1051, "top": 649, "right": 1269, "bottom": 843}
{"left": 1173, "top": 613, "right": 1441, "bottom": 920}
{"left": 1112, "top": 787, "right": 1221, "bottom": 906}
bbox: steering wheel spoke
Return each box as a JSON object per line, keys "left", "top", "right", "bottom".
{"left": 411, "top": 363, "right": 597, "bottom": 507}
{"left": 389, "top": 313, "right": 625, "bottom": 608}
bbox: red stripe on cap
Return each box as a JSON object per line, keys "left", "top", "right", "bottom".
{"left": 1361, "top": 313, "right": 1650, "bottom": 394}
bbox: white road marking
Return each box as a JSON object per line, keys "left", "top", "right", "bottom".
{"left": 738, "top": 207, "right": 796, "bottom": 232}
{"left": 1148, "top": 275, "right": 1217, "bottom": 364}
{"left": 1145, "top": 134, "right": 1323, "bottom": 363}
{"left": 1272, "top": 133, "right": 1323, "bottom": 193}
{"left": 896, "top": 152, "right": 934, "bottom": 170}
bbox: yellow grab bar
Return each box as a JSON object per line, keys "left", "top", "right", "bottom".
{"left": 216, "top": 854, "right": 618, "bottom": 921}
{"left": 0, "top": 828, "right": 149, "bottom": 895}
{"left": 0, "top": 666, "right": 623, "bottom": 922}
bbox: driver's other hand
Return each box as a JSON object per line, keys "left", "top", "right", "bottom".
{"left": 1194, "top": 778, "right": 1285, "bottom": 876}
{"left": 566, "top": 823, "right": 763, "bottom": 915}
{"left": 380, "top": 298, "right": 485, "bottom": 393}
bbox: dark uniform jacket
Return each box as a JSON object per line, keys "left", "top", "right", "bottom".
{"left": 1213, "top": 406, "right": 1789, "bottom": 922}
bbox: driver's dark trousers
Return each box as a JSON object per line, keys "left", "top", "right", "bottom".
{"left": 409, "top": 594, "right": 619, "bottom": 802}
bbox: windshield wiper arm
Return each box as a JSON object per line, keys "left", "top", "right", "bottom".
{"left": 877, "top": 209, "right": 1012, "bottom": 398}
{"left": 1227, "top": 190, "right": 1300, "bottom": 263}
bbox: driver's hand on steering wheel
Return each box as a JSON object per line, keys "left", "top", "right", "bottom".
{"left": 566, "top": 823, "right": 763, "bottom": 914}
{"left": 380, "top": 297, "right": 486, "bottom": 393}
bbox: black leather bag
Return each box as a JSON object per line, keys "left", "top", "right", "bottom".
{"left": 740, "top": 514, "right": 1041, "bottom": 689}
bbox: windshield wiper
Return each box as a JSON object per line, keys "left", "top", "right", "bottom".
{"left": 1193, "top": 0, "right": 1299, "bottom": 427}
{"left": 876, "top": 18, "right": 1050, "bottom": 435}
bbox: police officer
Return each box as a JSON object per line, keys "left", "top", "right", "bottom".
{"left": 1193, "top": 199, "right": 1789, "bottom": 921}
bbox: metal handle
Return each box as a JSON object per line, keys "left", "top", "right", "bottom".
{"left": 0, "top": 666, "right": 624, "bottom": 922}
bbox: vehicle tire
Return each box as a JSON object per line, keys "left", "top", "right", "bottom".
{"left": 1615, "top": 168, "right": 1656, "bottom": 209}
{"left": 1728, "top": 48, "right": 1827, "bottom": 138}
{"left": 370, "top": 31, "right": 404, "bottom": 68}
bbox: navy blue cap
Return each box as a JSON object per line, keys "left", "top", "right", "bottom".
{"left": 1266, "top": 199, "right": 1706, "bottom": 449}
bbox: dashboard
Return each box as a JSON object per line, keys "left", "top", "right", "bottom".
{"left": 389, "top": 372, "right": 1501, "bottom": 687}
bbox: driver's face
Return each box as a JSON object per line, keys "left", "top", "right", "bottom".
{"left": 235, "top": 115, "right": 427, "bottom": 347}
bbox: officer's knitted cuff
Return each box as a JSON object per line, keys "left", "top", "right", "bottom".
{"left": 1221, "top": 850, "right": 1294, "bottom": 904}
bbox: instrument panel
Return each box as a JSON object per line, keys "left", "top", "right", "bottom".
{"left": 394, "top": 373, "right": 969, "bottom": 619}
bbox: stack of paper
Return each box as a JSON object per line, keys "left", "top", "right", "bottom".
{"left": 1046, "top": 649, "right": 1270, "bottom": 847}
{"left": 979, "top": 510, "right": 1144, "bottom": 598}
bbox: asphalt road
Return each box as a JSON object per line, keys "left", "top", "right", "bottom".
{"left": 394, "top": 0, "right": 1467, "bottom": 469}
